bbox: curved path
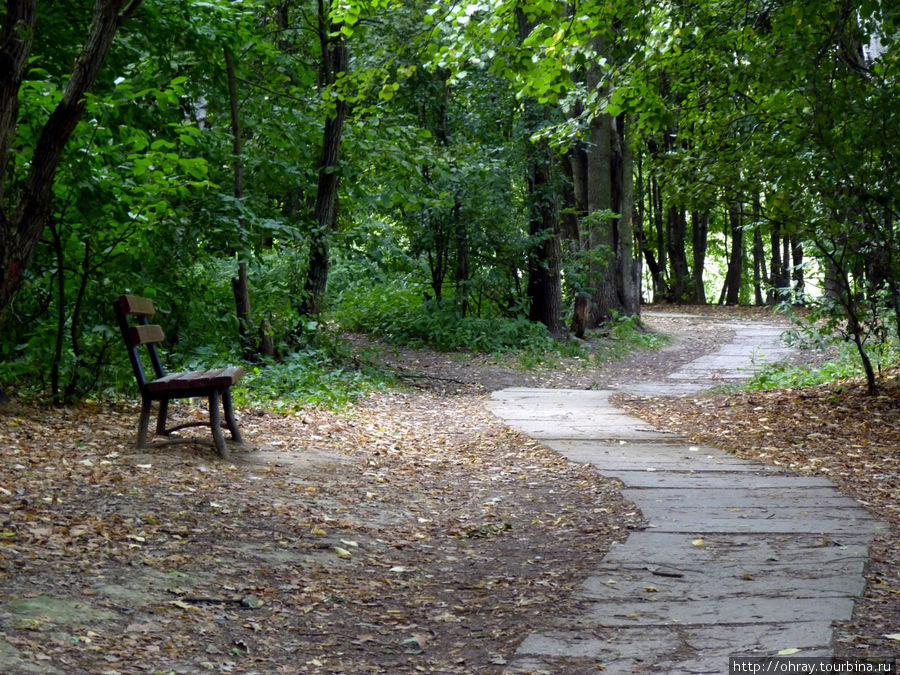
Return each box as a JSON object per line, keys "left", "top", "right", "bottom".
{"left": 487, "top": 317, "right": 885, "bottom": 674}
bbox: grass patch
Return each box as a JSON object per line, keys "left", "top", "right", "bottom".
{"left": 745, "top": 338, "right": 900, "bottom": 390}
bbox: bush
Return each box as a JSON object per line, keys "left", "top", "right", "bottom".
{"left": 332, "top": 280, "right": 554, "bottom": 354}
{"left": 232, "top": 327, "right": 393, "bottom": 411}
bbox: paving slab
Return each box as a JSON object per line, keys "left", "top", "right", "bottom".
{"left": 485, "top": 317, "right": 886, "bottom": 671}
{"left": 625, "top": 487, "right": 871, "bottom": 509}
{"left": 511, "top": 621, "right": 835, "bottom": 673}
{"left": 601, "top": 471, "right": 837, "bottom": 489}
{"left": 578, "top": 562, "right": 868, "bottom": 600}
{"left": 581, "top": 595, "right": 856, "bottom": 626}
{"left": 600, "top": 531, "right": 875, "bottom": 565}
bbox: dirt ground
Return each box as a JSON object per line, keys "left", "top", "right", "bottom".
{"left": 0, "top": 305, "right": 896, "bottom": 673}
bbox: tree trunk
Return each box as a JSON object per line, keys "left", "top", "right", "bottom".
{"left": 524, "top": 141, "right": 564, "bottom": 333}
{"left": 299, "top": 3, "right": 347, "bottom": 317}
{"left": 583, "top": 39, "right": 640, "bottom": 325}
{"left": 768, "top": 220, "right": 784, "bottom": 304}
{"left": 0, "top": 0, "right": 143, "bottom": 322}
{"left": 616, "top": 118, "right": 640, "bottom": 314}
{"left": 691, "top": 211, "right": 708, "bottom": 304}
{"left": 650, "top": 176, "right": 668, "bottom": 301}
{"left": 666, "top": 206, "right": 689, "bottom": 302}
{"left": 224, "top": 45, "right": 257, "bottom": 359}
{"left": 723, "top": 204, "right": 743, "bottom": 305}
{"left": 454, "top": 201, "right": 471, "bottom": 317}
{"left": 781, "top": 235, "right": 791, "bottom": 296}
{"left": 791, "top": 235, "right": 804, "bottom": 302}
{"left": 518, "top": 10, "right": 563, "bottom": 333}
{"left": 752, "top": 195, "right": 767, "bottom": 306}
{"left": 586, "top": 111, "right": 617, "bottom": 323}
{"left": 50, "top": 220, "right": 66, "bottom": 404}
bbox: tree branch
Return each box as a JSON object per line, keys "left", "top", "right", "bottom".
{"left": 0, "top": 0, "right": 36, "bottom": 206}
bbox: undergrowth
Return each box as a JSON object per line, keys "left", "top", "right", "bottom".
{"left": 745, "top": 337, "right": 900, "bottom": 390}
{"left": 332, "top": 282, "right": 557, "bottom": 354}
{"left": 229, "top": 328, "right": 393, "bottom": 411}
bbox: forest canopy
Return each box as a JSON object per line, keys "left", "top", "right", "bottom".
{"left": 0, "top": 0, "right": 897, "bottom": 402}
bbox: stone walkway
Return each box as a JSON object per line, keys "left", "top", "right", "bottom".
{"left": 487, "top": 318, "right": 886, "bottom": 674}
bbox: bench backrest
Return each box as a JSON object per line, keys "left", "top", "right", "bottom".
{"left": 113, "top": 295, "right": 168, "bottom": 394}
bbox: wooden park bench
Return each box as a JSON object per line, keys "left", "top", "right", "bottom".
{"left": 113, "top": 294, "right": 245, "bottom": 458}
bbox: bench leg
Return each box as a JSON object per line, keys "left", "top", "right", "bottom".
{"left": 223, "top": 388, "right": 242, "bottom": 443}
{"left": 208, "top": 391, "right": 228, "bottom": 459}
{"left": 156, "top": 396, "right": 170, "bottom": 435}
{"left": 137, "top": 398, "right": 152, "bottom": 449}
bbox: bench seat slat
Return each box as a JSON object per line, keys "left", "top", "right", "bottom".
{"left": 146, "top": 366, "right": 246, "bottom": 393}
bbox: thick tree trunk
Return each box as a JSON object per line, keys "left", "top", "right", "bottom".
{"left": 666, "top": 206, "right": 689, "bottom": 302}
{"left": 524, "top": 141, "right": 564, "bottom": 333}
{"left": 583, "top": 40, "right": 640, "bottom": 326}
{"left": 586, "top": 110, "right": 617, "bottom": 323}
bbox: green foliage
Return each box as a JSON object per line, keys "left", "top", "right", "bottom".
{"left": 233, "top": 332, "right": 392, "bottom": 411}
{"left": 332, "top": 279, "right": 553, "bottom": 353}
{"left": 745, "top": 339, "right": 900, "bottom": 391}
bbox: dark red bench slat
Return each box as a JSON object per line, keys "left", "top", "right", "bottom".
{"left": 119, "top": 294, "right": 156, "bottom": 316}
{"left": 128, "top": 324, "right": 166, "bottom": 346}
{"left": 146, "top": 366, "right": 246, "bottom": 393}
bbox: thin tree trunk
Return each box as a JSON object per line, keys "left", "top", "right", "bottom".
{"left": 224, "top": 45, "right": 256, "bottom": 359}
{"left": 300, "top": 2, "right": 347, "bottom": 317}
{"left": 454, "top": 201, "right": 471, "bottom": 318}
{"left": 752, "top": 195, "right": 767, "bottom": 306}
{"left": 791, "top": 235, "right": 804, "bottom": 302}
{"left": 651, "top": 176, "right": 668, "bottom": 301}
{"left": 691, "top": 211, "right": 708, "bottom": 304}
{"left": 781, "top": 235, "right": 791, "bottom": 296}
{"left": 768, "top": 220, "right": 783, "bottom": 304}
{"left": 50, "top": 220, "right": 66, "bottom": 404}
